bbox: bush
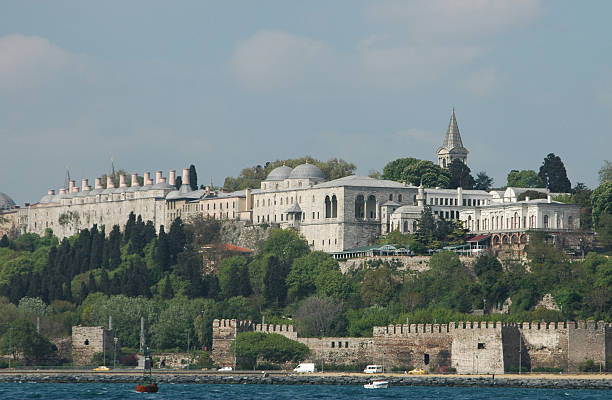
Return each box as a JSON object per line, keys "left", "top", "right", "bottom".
{"left": 232, "top": 332, "right": 309, "bottom": 370}
{"left": 391, "top": 365, "right": 414, "bottom": 372}
{"left": 119, "top": 353, "right": 138, "bottom": 367}
{"left": 580, "top": 359, "right": 600, "bottom": 372}
{"left": 317, "top": 363, "right": 366, "bottom": 372}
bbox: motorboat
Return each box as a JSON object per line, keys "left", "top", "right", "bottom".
{"left": 363, "top": 380, "right": 389, "bottom": 389}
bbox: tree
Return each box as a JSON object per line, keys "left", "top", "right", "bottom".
{"left": 538, "top": 153, "right": 571, "bottom": 192}
{"left": 368, "top": 170, "right": 381, "bottom": 179}
{"left": 474, "top": 172, "right": 493, "bottom": 191}
{"left": 415, "top": 206, "right": 436, "bottom": 244}
{"left": 218, "top": 256, "right": 251, "bottom": 298}
{"left": 189, "top": 164, "right": 198, "bottom": 191}
{"left": 448, "top": 159, "right": 475, "bottom": 189}
{"left": 360, "top": 267, "right": 398, "bottom": 306}
{"left": 517, "top": 190, "right": 548, "bottom": 201}
{"left": 382, "top": 157, "right": 451, "bottom": 188}
{"left": 0, "top": 234, "right": 9, "bottom": 248}
{"left": 507, "top": 170, "right": 544, "bottom": 188}
{"left": 175, "top": 176, "right": 182, "bottom": 190}
{"left": 0, "top": 319, "right": 57, "bottom": 365}
{"left": 294, "top": 295, "right": 345, "bottom": 337}
{"left": 263, "top": 255, "right": 288, "bottom": 306}
{"left": 598, "top": 160, "right": 612, "bottom": 183}
{"left": 232, "top": 332, "right": 309, "bottom": 370}
{"left": 262, "top": 229, "right": 309, "bottom": 268}
{"left": 591, "top": 181, "right": 612, "bottom": 228}
{"left": 160, "top": 277, "right": 174, "bottom": 300}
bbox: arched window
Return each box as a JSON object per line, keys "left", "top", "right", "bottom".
{"left": 412, "top": 221, "right": 417, "bottom": 232}
{"left": 403, "top": 221, "right": 408, "bottom": 232}
{"left": 398, "top": 194, "right": 402, "bottom": 202}
{"left": 331, "top": 195, "right": 338, "bottom": 218}
{"left": 568, "top": 216, "right": 574, "bottom": 229}
{"left": 355, "top": 195, "right": 365, "bottom": 219}
{"left": 514, "top": 212, "right": 519, "bottom": 229}
{"left": 389, "top": 194, "right": 393, "bottom": 201}
{"left": 366, "top": 195, "right": 376, "bottom": 219}
{"left": 543, "top": 215, "right": 549, "bottom": 228}
{"left": 324, "top": 196, "right": 331, "bottom": 218}
{"left": 443, "top": 159, "right": 447, "bottom": 168}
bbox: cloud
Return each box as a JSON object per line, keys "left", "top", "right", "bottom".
{"left": 365, "top": 0, "right": 542, "bottom": 40}
{"left": 230, "top": 30, "right": 334, "bottom": 90}
{"left": 0, "top": 34, "right": 79, "bottom": 91}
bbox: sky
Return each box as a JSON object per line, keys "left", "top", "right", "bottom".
{"left": 1, "top": 0, "right": 611, "bottom": 205}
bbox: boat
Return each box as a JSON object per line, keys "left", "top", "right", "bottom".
{"left": 135, "top": 347, "right": 158, "bottom": 393}
{"left": 363, "top": 380, "right": 389, "bottom": 389}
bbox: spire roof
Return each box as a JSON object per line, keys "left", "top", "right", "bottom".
{"left": 442, "top": 107, "right": 464, "bottom": 150}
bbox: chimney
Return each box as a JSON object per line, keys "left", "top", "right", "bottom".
{"left": 182, "top": 168, "right": 190, "bottom": 185}
{"left": 95, "top": 178, "right": 103, "bottom": 189}
{"left": 160, "top": 177, "right": 167, "bottom": 184}
{"left": 155, "top": 171, "right": 162, "bottom": 184}
{"left": 169, "top": 170, "right": 176, "bottom": 186}
{"left": 525, "top": 196, "right": 530, "bottom": 202}
{"left": 72, "top": 186, "right": 79, "bottom": 193}
{"left": 547, "top": 194, "right": 552, "bottom": 203}
{"left": 205, "top": 186, "right": 211, "bottom": 196}
{"left": 131, "top": 173, "right": 139, "bottom": 187}
{"left": 82, "top": 179, "right": 90, "bottom": 191}
{"left": 107, "top": 176, "right": 115, "bottom": 189}
{"left": 119, "top": 174, "right": 128, "bottom": 188}
{"left": 143, "top": 172, "right": 151, "bottom": 186}
{"left": 245, "top": 188, "right": 252, "bottom": 210}
{"left": 69, "top": 180, "right": 75, "bottom": 191}
{"left": 59, "top": 188, "right": 67, "bottom": 195}
{"left": 48, "top": 190, "right": 55, "bottom": 195}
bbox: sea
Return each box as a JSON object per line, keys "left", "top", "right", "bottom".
{"left": 0, "top": 383, "right": 608, "bottom": 400}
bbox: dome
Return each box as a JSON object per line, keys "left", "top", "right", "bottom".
{"left": 288, "top": 163, "right": 325, "bottom": 180}
{"left": 0, "top": 192, "right": 16, "bottom": 210}
{"left": 266, "top": 165, "right": 293, "bottom": 181}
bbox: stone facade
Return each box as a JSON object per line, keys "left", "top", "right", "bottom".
{"left": 212, "top": 318, "right": 612, "bottom": 373}
{"left": 71, "top": 326, "right": 116, "bottom": 366}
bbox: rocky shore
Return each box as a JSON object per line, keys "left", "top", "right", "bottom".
{"left": 0, "top": 371, "right": 610, "bottom": 389}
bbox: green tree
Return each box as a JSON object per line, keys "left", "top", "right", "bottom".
{"left": 160, "top": 276, "right": 174, "bottom": 300}
{"left": 263, "top": 255, "right": 288, "bottom": 306}
{"left": 598, "top": 160, "right": 612, "bottom": 183}
{"left": 189, "top": 164, "right": 198, "bottom": 191}
{"left": 0, "top": 234, "right": 9, "bottom": 248}
{"left": 0, "top": 319, "right": 57, "bottom": 365}
{"left": 382, "top": 157, "right": 451, "bottom": 187}
{"left": 262, "top": 229, "right": 309, "bottom": 268}
{"left": 294, "top": 295, "right": 345, "bottom": 337}
{"left": 591, "top": 181, "right": 612, "bottom": 228}
{"left": 538, "top": 153, "right": 571, "bottom": 192}
{"left": 218, "top": 256, "right": 251, "bottom": 298}
{"left": 231, "top": 332, "right": 309, "bottom": 370}
{"left": 448, "top": 159, "right": 475, "bottom": 189}
{"left": 507, "top": 170, "right": 545, "bottom": 188}
{"left": 360, "top": 267, "right": 398, "bottom": 306}
{"left": 474, "top": 171, "right": 493, "bottom": 191}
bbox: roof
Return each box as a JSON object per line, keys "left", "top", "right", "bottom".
{"left": 381, "top": 200, "right": 400, "bottom": 207}
{"left": 314, "top": 175, "right": 409, "bottom": 189}
{"left": 393, "top": 205, "right": 424, "bottom": 214}
{"left": 201, "top": 243, "right": 254, "bottom": 253}
{"left": 267, "top": 165, "right": 293, "bottom": 181}
{"left": 0, "top": 193, "right": 16, "bottom": 210}
{"left": 288, "top": 163, "right": 325, "bottom": 180}
{"left": 467, "top": 234, "right": 490, "bottom": 242}
{"left": 285, "top": 203, "right": 302, "bottom": 213}
{"left": 441, "top": 107, "right": 466, "bottom": 151}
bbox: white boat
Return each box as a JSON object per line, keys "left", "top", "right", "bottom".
{"left": 363, "top": 380, "right": 389, "bottom": 389}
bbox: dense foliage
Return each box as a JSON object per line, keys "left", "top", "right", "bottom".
{"left": 381, "top": 158, "right": 451, "bottom": 188}
{"left": 231, "top": 332, "right": 309, "bottom": 369}
{"left": 223, "top": 157, "right": 356, "bottom": 191}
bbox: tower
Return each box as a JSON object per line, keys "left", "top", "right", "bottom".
{"left": 437, "top": 107, "right": 468, "bottom": 168}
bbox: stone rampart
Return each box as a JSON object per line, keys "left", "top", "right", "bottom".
{"left": 71, "top": 326, "right": 115, "bottom": 366}
{"left": 212, "top": 319, "right": 611, "bottom": 374}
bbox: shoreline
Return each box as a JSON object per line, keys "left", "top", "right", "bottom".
{"left": 0, "top": 371, "right": 610, "bottom": 389}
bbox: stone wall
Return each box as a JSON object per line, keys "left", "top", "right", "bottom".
{"left": 154, "top": 352, "right": 196, "bottom": 369}
{"left": 71, "top": 326, "right": 115, "bottom": 366}
{"left": 339, "top": 255, "right": 475, "bottom": 274}
{"left": 212, "top": 319, "right": 611, "bottom": 374}
{"left": 219, "top": 221, "right": 270, "bottom": 252}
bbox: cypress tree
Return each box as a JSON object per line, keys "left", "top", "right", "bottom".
{"left": 90, "top": 225, "right": 104, "bottom": 269}
{"left": 168, "top": 217, "right": 186, "bottom": 265}
{"left": 108, "top": 225, "right": 122, "bottom": 269}
{"left": 99, "top": 270, "right": 110, "bottom": 294}
{"left": 124, "top": 212, "right": 136, "bottom": 244}
{"left": 175, "top": 176, "right": 182, "bottom": 190}
{"left": 189, "top": 164, "right": 198, "bottom": 191}
{"left": 88, "top": 272, "right": 97, "bottom": 293}
{"left": 161, "top": 276, "right": 174, "bottom": 299}
{"left": 156, "top": 226, "right": 171, "bottom": 271}
{"left": 538, "top": 153, "right": 572, "bottom": 193}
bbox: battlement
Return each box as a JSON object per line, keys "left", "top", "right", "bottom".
{"left": 212, "top": 319, "right": 297, "bottom": 339}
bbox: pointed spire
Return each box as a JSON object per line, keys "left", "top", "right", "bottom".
{"left": 64, "top": 166, "right": 70, "bottom": 191}
{"left": 442, "top": 107, "right": 464, "bottom": 150}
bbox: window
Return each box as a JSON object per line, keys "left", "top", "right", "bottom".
{"left": 398, "top": 194, "right": 402, "bottom": 202}
{"left": 424, "top": 353, "right": 430, "bottom": 365}
{"left": 389, "top": 194, "right": 393, "bottom": 201}
{"left": 331, "top": 342, "right": 335, "bottom": 348}
{"left": 478, "top": 343, "right": 485, "bottom": 349}
{"left": 345, "top": 342, "right": 349, "bottom": 348}
{"left": 84, "top": 339, "right": 89, "bottom": 345}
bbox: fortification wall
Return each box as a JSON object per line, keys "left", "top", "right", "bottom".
{"left": 517, "top": 322, "right": 569, "bottom": 371}
{"left": 71, "top": 326, "right": 115, "bottom": 366}
{"left": 339, "top": 255, "right": 475, "bottom": 274}
{"left": 219, "top": 221, "right": 270, "bottom": 253}
{"left": 449, "top": 322, "right": 505, "bottom": 374}
{"left": 297, "top": 337, "right": 373, "bottom": 365}
{"left": 567, "top": 321, "right": 609, "bottom": 372}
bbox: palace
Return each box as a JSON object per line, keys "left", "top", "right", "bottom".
{"left": 0, "top": 109, "right": 581, "bottom": 254}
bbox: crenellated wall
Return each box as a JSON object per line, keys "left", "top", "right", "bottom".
{"left": 212, "top": 319, "right": 612, "bottom": 373}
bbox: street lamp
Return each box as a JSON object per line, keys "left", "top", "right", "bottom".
{"left": 113, "top": 337, "right": 118, "bottom": 369}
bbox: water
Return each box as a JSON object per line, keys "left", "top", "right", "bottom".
{"left": 0, "top": 383, "right": 608, "bottom": 400}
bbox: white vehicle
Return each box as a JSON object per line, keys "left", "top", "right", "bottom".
{"left": 363, "top": 365, "right": 383, "bottom": 374}
{"left": 218, "top": 366, "right": 233, "bottom": 371}
{"left": 293, "top": 363, "right": 317, "bottom": 373}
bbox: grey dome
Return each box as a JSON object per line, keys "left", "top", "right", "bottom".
{"left": 288, "top": 163, "right": 325, "bottom": 180}
{"left": 0, "top": 192, "right": 16, "bottom": 210}
{"left": 267, "top": 165, "right": 293, "bottom": 181}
